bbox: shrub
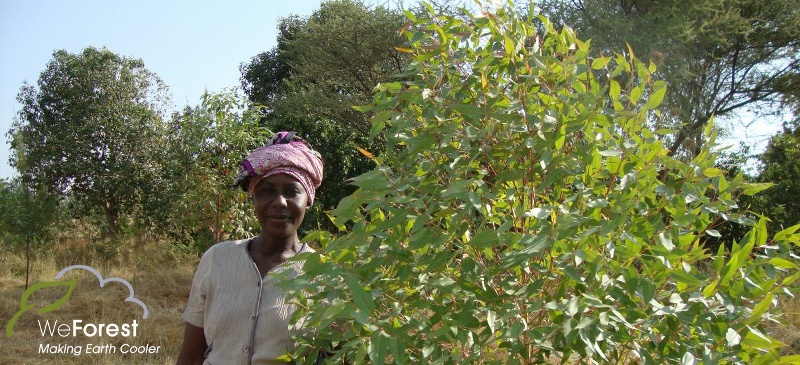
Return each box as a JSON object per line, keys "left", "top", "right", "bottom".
{"left": 287, "top": 3, "right": 800, "bottom": 364}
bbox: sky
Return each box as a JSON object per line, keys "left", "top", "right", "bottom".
{"left": 0, "top": 0, "right": 785, "bottom": 181}
{"left": 0, "top": 0, "right": 328, "bottom": 180}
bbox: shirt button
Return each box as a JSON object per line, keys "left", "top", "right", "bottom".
{"left": 244, "top": 345, "right": 251, "bottom": 353}
{"left": 250, "top": 315, "right": 256, "bottom": 321}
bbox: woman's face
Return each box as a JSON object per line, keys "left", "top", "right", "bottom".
{"left": 251, "top": 173, "right": 309, "bottom": 239}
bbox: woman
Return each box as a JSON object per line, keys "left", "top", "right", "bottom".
{"left": 177, "top": 131, "right": 324, "bottom": 365}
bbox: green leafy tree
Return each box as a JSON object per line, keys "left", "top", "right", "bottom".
{"left": 538, "top": 0, "right": 800, "bottom": 158}
{"left": 8, "top": 47, "right": 169, "bottom": 234}
{"left": 155, "top": 91, "right": 271, "bottom": 250}
{"left": 752, "top": 124, "right": 800, "bottom": 234}
{"left": 285, "top": 3, "right": 799, "bottom": 364}
{"left": 240, "top": 0, "right": 409, "bottom": 231}
{"left": 0, "top": 179, "right": 59, "bottom": 288}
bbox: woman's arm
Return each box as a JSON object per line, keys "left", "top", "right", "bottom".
{"left": 176, "top": 322, "right": 208, "bottom": 365}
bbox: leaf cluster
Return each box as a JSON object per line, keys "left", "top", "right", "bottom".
{"left": 538, "top": 0, "right": 800, "bottom": 158}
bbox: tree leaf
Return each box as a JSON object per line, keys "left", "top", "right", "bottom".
{"left": 645, "top": 81, "right": 667, "bottom": 110}
{"left": 346, "top": 275, "right": 375, "bottom": 314}
{"left": 369, "top": 332, "right": 388, "bottom": 364}
{"left": 740, "top": 182, "right": 774, "bottom": 196}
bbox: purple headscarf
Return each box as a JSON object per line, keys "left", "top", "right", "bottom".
{"left": 233, "top": 131, "right": 323, "bottom": 203}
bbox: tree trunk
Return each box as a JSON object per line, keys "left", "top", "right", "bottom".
{"left": 103, "top": 200, "right": 120, "bottom": 236}
{"left": 25, "top": 239, "right": 30, "bottom": 289}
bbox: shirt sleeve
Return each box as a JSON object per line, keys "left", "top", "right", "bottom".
{"left": 182, "top": 245, "right": 215, "bottom": 328}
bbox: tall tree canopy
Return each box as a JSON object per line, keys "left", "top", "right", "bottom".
{"left": 538, "top": 0, "right": 800, "bottom": 157}
{"left": 9, "top": 47, "right": 169, "bottom": 233}
{"left": 240, "top": 0, "right": 409, "bottom": 231}
{"left": 752, "top": 123, "right": 800, "bottom": 233}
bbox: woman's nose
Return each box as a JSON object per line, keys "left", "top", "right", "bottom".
{"left": 272, "top": 193, "right": 288, "bottom": 207}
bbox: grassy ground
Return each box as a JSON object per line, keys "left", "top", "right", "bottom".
{"left": 2, "top": 233, "right": 799, "bottom": 363}
{"left": 0, "top": 234, "right": 198, "bottom": 365}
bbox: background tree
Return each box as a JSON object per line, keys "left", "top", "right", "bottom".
{"left": 751, "top": 123, "right": 800, "bottom": 233}
{"left": 151, "top": 91, "right": 272, "bottom": 250}
{"left": 8, "top": 47, "right": 169, "bottom": 235}
{"left": 538, "top": 0, "right": 800, "bottom": 158}
{"left": 240, "top": 0, "right": 409, "bottom": 231}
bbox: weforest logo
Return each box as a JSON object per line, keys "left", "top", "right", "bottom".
{"left": 5, "top": 265, "right": 159, "bottom": 356}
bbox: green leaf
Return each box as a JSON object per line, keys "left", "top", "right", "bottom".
{"left": 369, "top": 332, "right": 388, "bottom": 364}
{"left": 319, "top": 299, "right": 347, "bottom": 328}
{"left": 591, "top": 56, "right": 609, "bottom": 70}
{"left": 740, "top": 182, "right": 774, "bottom": 196}
{"left": 610, "top": 80, "right": 621, "bottom": 101}
{"left": 777, "top": 355, "right": 800, "bottom": 364}
{"left": 658, "top": 232, "right": 675, "bottom": 251}
{"left": 768, "top": 257, "right": 798, "bottom": 270}
{"left": 504, "top": 34, "right": 515, "bottom": 56}
{"left": 747, "top": 292, "right": 774, "bottom": 325}
{"left": 348, "top": 168, "right": 390, "bottom": 192}
{"left": 774, "top": 224, "right": 800, "bottom": 242}
{"left": 554, "top": 123, "right": 566, "bottom": 150}
{"left": 702, "top": 279, "right": 718, "bottom": 298}
{"left": 470, "top": 229, "right": 500, "bottom": 248}
{"left": 703, "top": 168, "right": 723, "bottom": 177}
{"left": 741, "top": 326, "right": 784, "bottom": 350}
{"left": 390, "top": 336, "right": 407, "bottom": 365}
{"left": 599, "top": 149, "right": 622, "bottom": 157}
{"left": 408, "top": 133, "right": 436, "bottom": 156}
{"left": 645, "top": 81, "right": 667, "bottom": 110}
{"left": 347, "top": 275, "right": 375, "bottom": 314}
{"left": 671, "top": 269, "right": 703, "bottom": 287}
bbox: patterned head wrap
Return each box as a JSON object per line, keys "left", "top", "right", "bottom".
{"left": 233, "top": 131, "right": 324, "bottom": 204}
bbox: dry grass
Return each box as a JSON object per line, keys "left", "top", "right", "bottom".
{"left": 0, "top": 234, "right": 198, "bottom": 364}
{"left": 765, "top": 295, "right": 800, "bottom": 356}
{"left": 2, "top": 232, "right": 799, "bottom": 363}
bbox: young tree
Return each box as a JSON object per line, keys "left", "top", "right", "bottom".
{"left": 9, "top": 47, "right": 169, "bottom": 234}
{"left": 153, "top": 91, "right": 271, "bottom": 250}
{"left": 285, "top": 3, "right": 799, "bottom": 364}
{"left": 538, "top": 0, "right": 800, "bottom": 158}
{"left": 0, "top": 178, "right": 59, "bottom": 288}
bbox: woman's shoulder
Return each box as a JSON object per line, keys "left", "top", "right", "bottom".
{"left": 209, "top": 238, "right": 250, "bottom": 250}
{"left": 200, "top": 238, "right": 250, "bottom": 261}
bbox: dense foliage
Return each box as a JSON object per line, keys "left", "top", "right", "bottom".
{"left": 285, "top": 3, "right": 800, "bottom": 364}
{"left": 151, "top": 91, "right": 272, "bottom": 250}
{"left": 539, "top": 0, "right": 800, "bottom": 158}
{"left": 753, "top": 125, "right": 800, "bottom": 235}
{"left": 240, "top": 0, "right": 409, "bottom": 232}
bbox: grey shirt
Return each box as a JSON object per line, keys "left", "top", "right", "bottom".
{"left": 182, "top": 239, "right": 312, "bottom": 364}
